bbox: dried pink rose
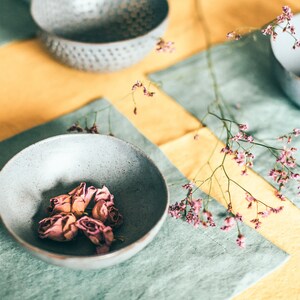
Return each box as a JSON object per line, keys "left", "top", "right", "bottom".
{"left": 75, "top": 216, "right": 114, "bottom": 247}
{"left": 48, "top": 194, "right": 72, "bottom": 215}
{"left": 94, "top": 185, "right": 114, "bottom": 206}
{"left": 69, "top": 182, "right": 97, "bottom": 218}
{"left": 92, "top": 201, "right": 123, "bottom": 228}
{"left": 38, "top": 213, "right": 78, "bottom": 242}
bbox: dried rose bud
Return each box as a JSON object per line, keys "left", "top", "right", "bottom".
{"left": 48, "top": 194, "right": 72, "bottom": 215}
{"left": 94, "top": 185, "right": 114, "bottom": 206}
{"left": 75, "top": 216, "right": 114, "bottom": 247}
{"left": 38, "top": 213, "right": 78, "bottom": 242}
{"left": 92, "top": 201, "right": 123, "bottom": 228}
{"left": 69, "top": 182, "right": 97, "bottom": 218}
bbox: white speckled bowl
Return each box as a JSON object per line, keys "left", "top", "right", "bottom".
{"left": 0, "top": 134, "right": 168, "bottom": 269}
{"left": 270, "top": 13, "right": 300, "bottom": 106}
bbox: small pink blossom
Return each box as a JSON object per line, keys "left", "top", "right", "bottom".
{"left": 258, "top": 210, "right": 270, "bottom": 218}
{"left": 245, "top": 193, "right": 256, "bottom": 203}
{"left": 168, "top": 202, "right": 185, "bottom": 219}
{"left": 293, "top": 128, "right": 300, "bottom": 136}
{"left": 203, "top": 210, "right": 216, "bottom": 227}
{"left": 262, "top": 25, "right": 277, "bottom": 40}
{"left": 238, "top": 123, "right": 248, "bottom": 131}
{"left": 291, "top": 172, "right": 300, "bottom": 179}
{"left": 182, "top": 182, "right": 194, "bottom": 191}
{"left": 277, "top": 147, "right": 297, "bottom": 168}
{"left": 275, "top": 191, "right": 287, "bottom": 201}
{"left": 250, "top": 218, "right": 262, "bottom": 229}
{"left": 132, "top": 80, "right": 143, "bottom": 91}
{"left": 231, "top": 132, "right": 244, "bottom": 141}
{"left": 156, "top": 38, "right": 175, "bottom": 53}
{"left": 185, "top": 210, "right": 201, "bottom": 228}
{"left": 289, "top": 25, "right": 296, "bottom": 35}
{"left": 269, "top": 169, "right": 290, "bottom": 186}
{"left": 233, "top": 151, "right": 245, "bottom": 166}
{"left": 241, "top": 169, "right": 248, "bottom": 176}
{"left": 282, "top": 5, "right": 293, "bottom": 21}
{"left": 270, "top": 206, "right": 284, "bottom": 213}
{"left": 236, "top": 234, "right": 246, "bottom": 248}
{"left": 220, "top": 216, "right": 236, "bottom": 231}
{"left": 247, "top": 135, "right": 254, "bottom": 142}
{"left": 221, "top": 146, "right": 233, "bottom": 154}
{"left": 191, "top": 199, "right": 202, "bottom": 214}
{"left": 234, "top": 213, "right": 243, "bottom": 222}
{"left": 293, "top": 40, "right": 300, "bottom": 49}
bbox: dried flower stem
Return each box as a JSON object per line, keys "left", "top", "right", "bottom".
{"left": 169, "top": 0, "right": 299, "bottom": 247}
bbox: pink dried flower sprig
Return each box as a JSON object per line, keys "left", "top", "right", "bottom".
{"left": 261, "top": 6, "right": 300, "bottom": 49}
{"left": 245, "top": 192, "right": 284, "bottom": 229}
{"left": 169, "top": 183, "right": 246, "bottom": 248}
{"left": 131, "top": 80, "right": 155, "bottom": 115}
{"left": 269, "top": 129, "right": 300, "bottom": 195}
{"left": 227, "top": 6, "right": 300, "bottom": 49}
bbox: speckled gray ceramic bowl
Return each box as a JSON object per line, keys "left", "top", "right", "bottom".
{"left": 0, "top": 134, "right": 168, "bottom": 269}
{"left": 270, "top": 13, "right": 300, "bottom": 106}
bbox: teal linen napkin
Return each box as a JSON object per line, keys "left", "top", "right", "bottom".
{"left": 150, "top": 32, "right": 300, "bottom": 208}
{"left": 0, "top": 0, "right": 36, "bottom": 46}
{"left": 0, "top": 99, "right": 288, "bottom": 300}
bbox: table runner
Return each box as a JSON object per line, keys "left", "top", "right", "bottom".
{"left": 0, "top": 99, "right": 288, "bottom": 300}
{"left": 150, "top": 31, "right": 300, "bottom": 208}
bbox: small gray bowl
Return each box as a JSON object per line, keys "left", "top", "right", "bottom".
{"left": 270, "top": 13, "right": 300, "bottom": 106}
{"left": 0, "top": 134, "right": 168, "bottom": 269}
{"left": 30, "top": 0, "right": 169, "bottom": 72}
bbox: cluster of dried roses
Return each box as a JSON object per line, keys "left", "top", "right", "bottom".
{"left": 38, "top": 182, "right": 123, "bottom": 254}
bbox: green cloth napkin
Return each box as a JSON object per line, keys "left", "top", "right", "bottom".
{"left": 0, "top": 99, "right": 288, "bottom": 300}
{"left": 0, "top": 0, "right": 36, "bottom": 46}
{"left": 150, "top": 32, "right": 300, "bottom": 208}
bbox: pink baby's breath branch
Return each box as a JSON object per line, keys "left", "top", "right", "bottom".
{"left": 171, "top": 0, "right": 297, "bottom": 250}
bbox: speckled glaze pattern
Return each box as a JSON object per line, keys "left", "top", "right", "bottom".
{"left": 0, "top": 134, "right": 169, "bottom": 269}
{"left": 30, "top": 0, "right": 169, "bottom": 72}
